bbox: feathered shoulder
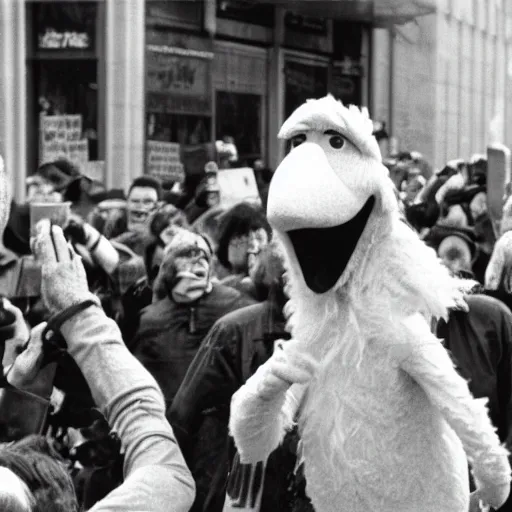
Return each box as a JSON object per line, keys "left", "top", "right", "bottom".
{"left": 352, "top": 217, "right": 474, "bottom": 323}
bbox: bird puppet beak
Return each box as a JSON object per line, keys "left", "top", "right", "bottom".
{"left": 267, "top": 142, "right": 367, "bottom": 232}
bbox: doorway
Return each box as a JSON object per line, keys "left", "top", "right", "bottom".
{"left": 213, "top": 41, "right": 268, "bottom": 167}
{"left": 216, "top": 91, "right": 262, "bottom": 166}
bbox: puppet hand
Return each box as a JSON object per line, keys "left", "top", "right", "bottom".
{"left": 485, "top": 231, "right": 512, "bottom": 291}
{"left": 31, "top": 220, "right": 99, "bottom": 316}
{"left": 255, "top": 339, "right": 318, "bottom": 400}
{"left": 469, "top": 491, "right": 489, "bottom": 512}
{"left": 473, "top": 479, "right": 510, "bottom": 511}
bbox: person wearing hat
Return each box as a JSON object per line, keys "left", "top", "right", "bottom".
{"left": 30, "top": 158, "right": 96, "bottom": 219}
{"left": 130, "top": 229, "right": 255, "bottom": 410}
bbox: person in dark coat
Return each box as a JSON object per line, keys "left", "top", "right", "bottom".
{"left": 437, "top": 293, "right": 512, "bottom": 511}
{"left": 130, "top": 229, "right": 255, "bottom": 409}
{"left": 169, "top": 241, "right": 314, "bottom": 512}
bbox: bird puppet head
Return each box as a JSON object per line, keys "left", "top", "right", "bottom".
{"left": 267, "top": 95, "right": 398, "bottom": 295}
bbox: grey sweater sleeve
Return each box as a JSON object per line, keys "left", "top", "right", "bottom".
{"left": 60, "top": 305, "right": 195, "bottom": 512}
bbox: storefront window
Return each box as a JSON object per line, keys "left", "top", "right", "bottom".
{"left": 145, "top": 44, "right": 214, "bottom": 185}
{"left": 26, "top": 1, "right": 103, "bottom": 173}
{"left": 284, "top": 59, "right": 329, "bottom": 120}
{"left": 146, "top": 113, "right": 211, "bottom": 145}
{"left": 215, "top": 91, "right": 262, "bottom": 166}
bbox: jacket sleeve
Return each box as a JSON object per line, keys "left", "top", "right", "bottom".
{"left": 60, "top": 305, "right": 195, "bottom": 512}
{"left": 400, "top": 313, "right": 511, "bottom": 488}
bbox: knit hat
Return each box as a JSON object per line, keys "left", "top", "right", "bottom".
{"left": 152, "top": 230, "right": 213, "bottom": 301}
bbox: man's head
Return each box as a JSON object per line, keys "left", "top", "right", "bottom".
{"left": 127, "top": 176, "right": 162, "bottom": 233}
{"left": 153, "top": 229, "right": 214, "bottom": 304}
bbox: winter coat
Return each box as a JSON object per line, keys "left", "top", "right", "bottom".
{"left": 169, "top": 299, "right": 314, "bottom": 512}
{"left": 131, "top": 283, "right": 255, "bottom": 408}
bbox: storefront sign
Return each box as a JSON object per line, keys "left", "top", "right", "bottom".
{"left": 146, "top": 47, "right": 212, "bottom": 116}
{"left": 146, "top": 141, "right": 185, "bottom": 183}
{"left": 284, "top": 12, "right": 327, "bottom": 34}
{"left": 38, "top": 28, "right": 90, "bottom": 50}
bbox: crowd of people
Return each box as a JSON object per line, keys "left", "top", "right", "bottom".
{"left": 1, "top": 143, "right": 512, "bottom": 511}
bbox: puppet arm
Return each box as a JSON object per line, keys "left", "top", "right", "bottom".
{"left": 229, "top": 339, "right": 314, "bottom": 464}
{"left": 400, "top": 313, "right": 511, "bottom": 510}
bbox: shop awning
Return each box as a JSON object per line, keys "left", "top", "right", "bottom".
{"left": 257, "top": 0, "right": 437, "bottom": 25}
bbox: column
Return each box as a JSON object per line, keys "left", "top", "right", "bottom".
{"left": 0, "top": 0, "right": 27, "bottom": 202}
{"left": 105, "top": 0, "right": 145, "bottom": 191}
{"left": 267, "top": 7, "right": 285, "bottom": 170}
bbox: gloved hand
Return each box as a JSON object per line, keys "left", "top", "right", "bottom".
{"left": 31, "top": 219, "right": 100, "bottom": 316}
{"left": 251, "top": 339, "right": 318, "bottom": 401}
{"left": 485, "top": 231, "right": 512, "bottom": 292}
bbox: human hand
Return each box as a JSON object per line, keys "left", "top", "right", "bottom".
{"left": 31, "top": 219, "right": 97, "bottom": 316}
{"left": 254, "top": 339, "right": 318, "bottom": 400}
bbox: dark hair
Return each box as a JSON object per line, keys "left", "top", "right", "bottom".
{"left": 0, "top": 436, "right": 78, "bottom": 512}
{"left": 149, "top": 204, "right": 189, "bottom": 238}
{"left": 216, "top": 202, "right": 272, "bottom": 270}
{"left": 36, "top": 159, "right": 84, "bottom": 202}
{"left": 128, "top": 176, "right": 163, "bottom": 201}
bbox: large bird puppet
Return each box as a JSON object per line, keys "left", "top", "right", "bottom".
{"left": 229, "top": 96, "right": 511, "bottom": 512}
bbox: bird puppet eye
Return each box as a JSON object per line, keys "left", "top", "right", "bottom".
{"left": 329, "top": 135, "right": 345, "bottom": 149}
{"left": 291, "top": 134, "right": 306, "bottom": 148}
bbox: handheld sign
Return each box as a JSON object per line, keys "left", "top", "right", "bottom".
{"left": 216, "top": 167, "right": 262, "bottom": 208}
{"left": 487, "top": 144, "right": 511, "bottom": 237}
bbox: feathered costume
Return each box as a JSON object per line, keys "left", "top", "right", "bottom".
{"left": 229, "top": 96, "right": 511, "bottom": 512}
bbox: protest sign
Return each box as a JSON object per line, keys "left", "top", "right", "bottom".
{"left": 146, "top": 141, "right": 185, "bottom": 183}
{"left": 216, "top": 167, "right": 261, "bottom": 208}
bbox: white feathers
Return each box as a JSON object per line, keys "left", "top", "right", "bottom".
{"left": 278, "top": 95, "right": 382, "bottom": 163}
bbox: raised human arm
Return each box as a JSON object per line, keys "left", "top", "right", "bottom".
{"left": 61, "top": 306, "right": 195, "bottom": 512}
{"left": 33, "top": 220, "right": 195, "bottom": 512}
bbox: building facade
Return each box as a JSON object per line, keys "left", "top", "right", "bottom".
{"left": 372, "top": 0, "right": 512, "bottom": 170}
{"left": 7, "top": 0, "right": 505, "bottom": 202}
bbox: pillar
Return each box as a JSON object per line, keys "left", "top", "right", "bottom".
{"left": 105, "top": 0, "right": 145, "bottom": 191}
{"left": 267, "top": 7, "right": 285, "bottom": 170}
{"left": 0, "top": 0, "right": 27, "bottom": 202}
